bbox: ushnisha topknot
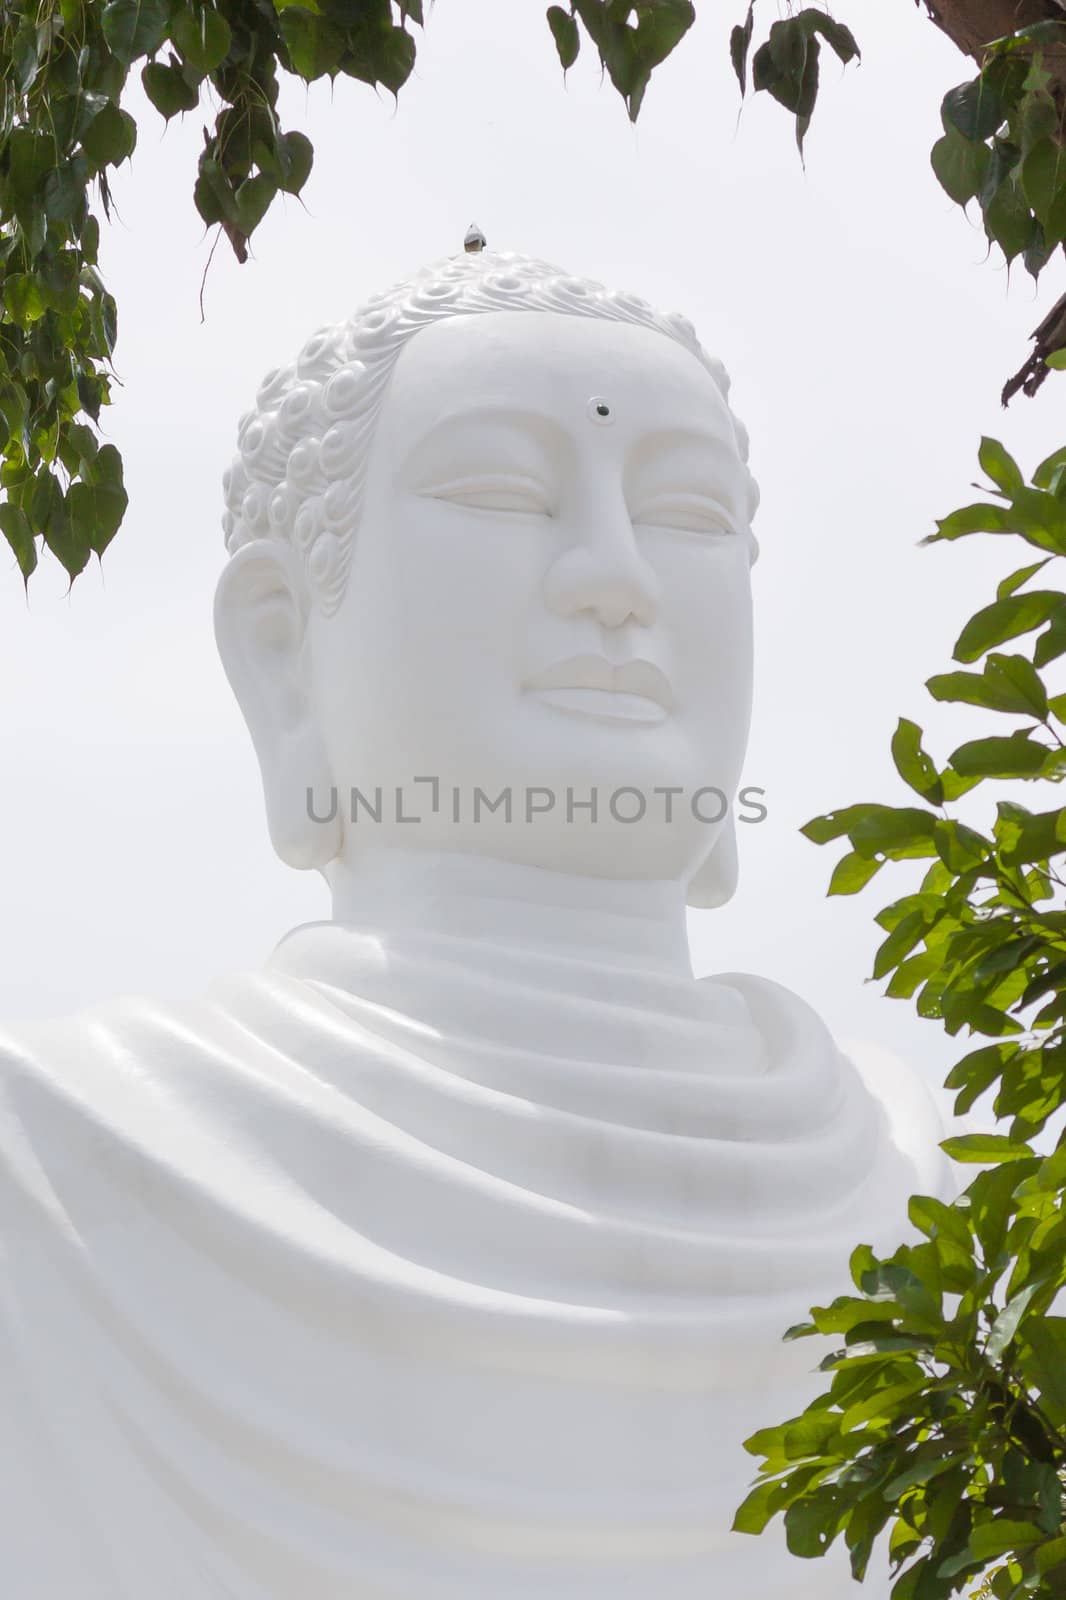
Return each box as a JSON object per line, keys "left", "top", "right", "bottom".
{"left": 222, "top": 249, "right": 761, "bottom": 613}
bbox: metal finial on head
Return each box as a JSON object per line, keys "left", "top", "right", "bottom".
{"left": 464, "top": 223, "right": 487, "bottom": 254}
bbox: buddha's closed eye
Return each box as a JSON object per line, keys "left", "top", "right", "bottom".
{"left": 632, "top": 494, "right": 737, "bottom": 537}
{"left": 420, "top": 474, "right": 554, "bottom": 515}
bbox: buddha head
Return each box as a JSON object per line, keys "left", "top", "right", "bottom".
{"left": 214, "top": 249, "right": 760, "bottom": 909}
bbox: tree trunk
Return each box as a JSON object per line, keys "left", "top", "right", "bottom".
{"left": 921, "top": 0, "right": 1063, "bottom": 62}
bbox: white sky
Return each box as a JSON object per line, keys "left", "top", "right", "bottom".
{"left": 1, "top": 0, "right": 1063, "bottom": 1110}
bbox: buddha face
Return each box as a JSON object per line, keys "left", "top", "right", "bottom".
{"left": 301, "top": 310, "right": 755, "bottom": 887}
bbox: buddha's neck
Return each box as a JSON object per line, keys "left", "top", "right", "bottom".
{"left": 328, "top": 848, "right": 694, "bottom": 979}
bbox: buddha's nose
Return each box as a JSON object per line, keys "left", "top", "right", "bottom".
{"left": 543, "top": 514, "right": 659, "bottom": 629}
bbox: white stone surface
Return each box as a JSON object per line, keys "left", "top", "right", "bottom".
{"left": 0, "top": 251, "right": 954, "bottom": 1597}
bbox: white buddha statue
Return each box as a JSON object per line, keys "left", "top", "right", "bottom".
{"left": 0, "top": 249, "right": 954, "bottom": 1599}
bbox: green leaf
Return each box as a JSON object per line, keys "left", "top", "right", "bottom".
{"left": 43, "top": 158, "right": 89, "bottom": 223}
{"left": 928, "top": 501, "right": 1011, "bottom": 542}
{"left": 928, "top": 662, "right": 1043, "bottom": 716}
{"left": 193, "top": 155, "right": 236, "bottom": 226}
{"left": 887, "top": 950, "right": 941, "bottom": 999}
{"left": 732, "top": 1477, "right": 784, "bottom": 1536}
{"left": 850, "top": 806, "right": 940, "bottom": 860}
{"left": 985, "top": 652, "right": 1049, "bottom": 718}
{"left": 0, "top": 502, "right": 36, "bottom": 578}
{"left": 954, "top": 591, "right": 1064, "bottom": 662}
{"left": 172, "top": 5, "right": 232, "bottom": 73}
{"left": 234, "top": 173, "right": 276, "bottom": 237}
{"left": 801, "top": 805, "right": 874, "bottom": 845}
{"left": 1034, "top": 447, "right": 1066, "bottom": 490}
{"left": 980, "top": 436, "right": 1025, "bottom": 495}
{"left": 931, "top": 125, "right": 991, "bottom": 205}
{"left": 884, "top": 1452, "right": 969, "bottom": 1499}
{"left": 7, "top": 128, "right": 56, "bottom": 202}
{"left": 998, "top": 557, "right": 1052, "bottom": 597}
{"left": 940, "top": 1132, "right": 1034, "bottom": 1163}
{"left": 3, "top": 274, "right": 46, "bottom": 327}
{"left": 66, "top": 483, "right": 125, "bottom": 556}
{"left": 873, "top": 909, "right": 927, "bottom": 980}
{"left": 279, "top": 8, "right": 345, "bottom": 80}
{"left": 948, "top": 733, "right": 1049, "bottom": 778}
{"left": 729, "top": 2, "right": 754, "bottom": 95}
{"left": 276, "top": 130, "right": 313, "bottom": 196}
{"left": 986, "top": 1279, "right": 1044, "bottom": 1358}
{"left": 891, "top": 718, "right": 944, "bottom": 804}
{"left": 784, "top": 1497, "right": 845, "bottom": 1560}
{"left": 909, "top": 1192, "right": 974, "bottom": 1253}
{"left": 591, "top": 0, "right": 695, "bottom": 121}
{"left": 142, "top": 62, "right": 200, "bottom": 120}
{"left": 769, "top": 17, "right": 808, "bottom": 77}
{"left": 997, "top": 804, "right": 1066, "bottom": 865}
{"left": 1021, "top": 136, "right": 1066, "bottom": 226}
{"left": 1016, "top": 86, "right": 1058, "bottom": 156}
{"left": 943, "top": 75, "right": 1005, "bottom": 141}
{"left": 1018, "top": 1318, "right": 1066, "bottom": 1425}
{"left": 934, "top": 818, "right": 989, "bottom": 871}
{"left": 797, "top": 10, "right": 858, "bottom": 64}
{"left": 81, "top": 103, "right": 138, "bottom": 169}
{"left": 1009, "top": 487, "right": 1066, "bottom": 550}
{"left": 91, "top": 292, "right": 118, "bottom": 358}
{"left": 1024, "top": 218, "right": 1055, "bottom": 280}
{"left": 984, "top": 173, "right": 1038, "bottom": 264}
{"left": 547, "top": 5, "right": 580, "bottom": 71}
{"left": 969, "top": 1519, "right": 1046, "bottom": 1559}
{"left": 1037, "top": 1535, "right": 1066, "bottom": 1577}
{"left": 759, "top": 21, "right": 822, "bottom": 153}
{"left": 1036, "top": 612, "right": 1066, "bottom": 666}
{"left": 828, "top": 851, "right": 882, "bottom": 895}
{"left": 101, "top": 0, "right": 170, "bottom": 63}
{"left": 43, "top": 513, "right": 90, "bottom": 581}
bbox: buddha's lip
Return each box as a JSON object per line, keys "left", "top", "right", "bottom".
{"left": 524, "top": 655, "right": 675, "bottom": 711}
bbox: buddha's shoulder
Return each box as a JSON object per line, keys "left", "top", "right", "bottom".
{"left": 701, "top": 970, "right": 958, "bottom": 1196}
{"left": 0, "top": 970, "right": 283, "bottom": 1107}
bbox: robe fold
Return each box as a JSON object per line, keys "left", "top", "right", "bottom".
{"left": 0, "top": 923, "right": 952, "bottom": 1598}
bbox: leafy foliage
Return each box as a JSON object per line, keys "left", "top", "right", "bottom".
{"left": 728, "top": 2, "right": 859, "bottom": 155}
{"left": 929, "top": 25, "right": 1066, "bottom": 280}
{"left": 736, "top": 440, "right": 1066, "bottom": 1596}
{"left": 548, "top": 1, "right": 696, "bottom": 121}
{"left": 0, "top": 0, "right": 425, "bottom": 584}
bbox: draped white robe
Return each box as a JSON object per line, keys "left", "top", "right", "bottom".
{"left": 0, "top": 923, "right": 953, "bottom": 1598}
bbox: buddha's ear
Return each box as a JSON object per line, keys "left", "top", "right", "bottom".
{"left": 686, "top": 815, "right": 739, "bottom": 909}
{"left": 214, "top": 539, "right": 342, "bottom": 870}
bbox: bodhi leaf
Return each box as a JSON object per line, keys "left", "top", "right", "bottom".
{"left": 141, "top": 62, "right": 200, "bottom": 120}
{"left": 100, "top": 0, "right": 170, "bottom": 63}
{"left": 547, "top": 5, "right": 580, "bottom": 71}
{"left": 932, "top": 124, "right": 991, "bottom": 205}
{"left": 171, "top": 5, "right": 232, "bottom": 74}
{"left": 943, "top": 75, "right": 1006, "bottom": 141}
{"left": 730, "top": 2, "right": 754, "bottom": 95}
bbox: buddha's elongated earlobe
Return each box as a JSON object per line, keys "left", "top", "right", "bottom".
{"left": 686, "top": 815, "right": 739, "bottom": 909}
{"left": 214, "top": 540, "right": 342, "bottom": 870}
